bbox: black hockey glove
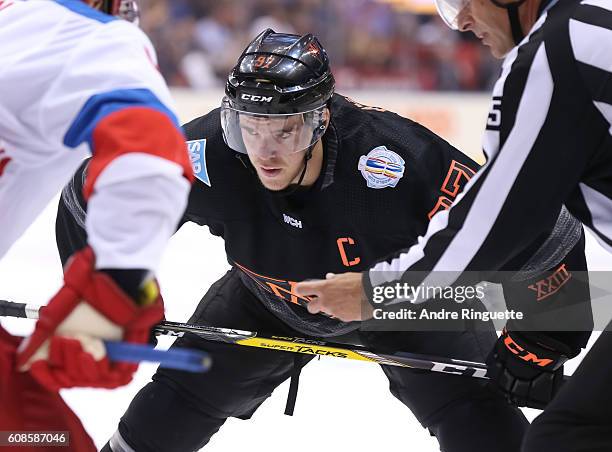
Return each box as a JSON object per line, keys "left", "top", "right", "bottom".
{"left": 486, "top": 329, "right": 572, "bottom": 409}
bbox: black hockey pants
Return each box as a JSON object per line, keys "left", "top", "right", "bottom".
{"left": 103, "top": 268, "right": 528, "bottom": 452}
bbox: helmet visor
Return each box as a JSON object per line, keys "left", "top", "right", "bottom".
{"left": 220, "top": 97, "right": 326, "bottom": 156}
{"left": 434, "top": 0, "right": 470, "bottom": 29}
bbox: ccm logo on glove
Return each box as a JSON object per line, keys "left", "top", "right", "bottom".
{"left": 503, "top": 333, "right": 553, "bottom": 367}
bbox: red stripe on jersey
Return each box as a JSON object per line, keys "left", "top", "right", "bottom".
{"left": 83, "top": 107, "right": 193, "bottom": 200}
{"left": 0, "top": 1, "right": 14, "bottom": 11}
{"left": 0, "top": 156, "right": 11, "bottom": 177}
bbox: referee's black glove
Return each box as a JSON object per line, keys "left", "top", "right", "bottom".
{"left": 486, "top": 329, "right": 572, "bottom": 409}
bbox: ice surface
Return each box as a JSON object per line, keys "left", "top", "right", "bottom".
{"left": 0, "top": 197, "right": 609, "bottom": 451}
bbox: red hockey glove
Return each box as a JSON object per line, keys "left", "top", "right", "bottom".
{"left": 0, "top": 326, "right": 97, "bottom": 451}
{"left": 16, "top": 247, "right": 164, "bottom": 391}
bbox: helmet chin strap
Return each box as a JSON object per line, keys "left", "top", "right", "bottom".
{"left": 490, "top": 0, "right": 528, "bottom": 45}
{"left": 293, "top": 145, "right": 314, "bottom": 186}
{"left": 269, "top": 143, "right": 315, "bottom": 197}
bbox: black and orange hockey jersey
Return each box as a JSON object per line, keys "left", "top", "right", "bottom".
{"left": 56, "top": 94, "right": 587, "bottom": 344}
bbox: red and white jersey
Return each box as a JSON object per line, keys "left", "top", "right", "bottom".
{"left": 0, "top": 0, "right": 192, "bottom": 270}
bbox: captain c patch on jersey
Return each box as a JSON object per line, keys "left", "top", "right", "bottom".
{"left": 358, "top": 145, "right": 405, "bottom": 189}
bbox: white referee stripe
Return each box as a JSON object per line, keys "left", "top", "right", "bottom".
{"left": 368, "top": 173, "right": 478, "bottom": 284}
{"left": 580, "top": 183, "right": 612, "bottom": 250}
{"left": 481, "top": 7, "right": 548, "bottom": 158}
{"left": 482, "top": 37, "right": 521, "bottom": 159}
{"left": 370, "top": 35, "right": 523, "bottom": 283}
{"left": 594, "top": 100, "right": 612, "bottom": 133}
{"left": 370, "top": 45, "right": 554, "bottom": 291}
{"left": 109, "top": 430, "right": 136, "bottom": 452}
{"left": 581, "top": 0, "right": 612, "bottom": 12}
{"left": 570, "top": 19, "right": 612, "bottom": 72}
{"left": 411, "top": 45, "right": 555, "bottom": 296}
{"left": 368, "top": 230, "right": 428, "bottom": 281}
{"left": 369, "top": 39, "right": 525, "bottom": 285}
{"left": 370, "top": 15, "right": 555, "bottom": 292}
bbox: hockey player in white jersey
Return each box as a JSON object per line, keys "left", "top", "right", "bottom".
{"left": 0, "top": 0, "right": 192, "bottom": 395}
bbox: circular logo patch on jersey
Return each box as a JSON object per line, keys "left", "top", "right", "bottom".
{"left": 358, "top": 146, "right": 405, "bottom": 189}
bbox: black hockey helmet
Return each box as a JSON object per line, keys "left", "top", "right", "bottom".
{"left": 225, "top": 29, "right": 335, "bottom": 115}
{"left": 221, "top": 29, "right": 335, "bottom": 156}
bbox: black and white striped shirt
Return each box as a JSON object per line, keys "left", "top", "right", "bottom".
{"left": 366, "top": 0, "right": 612, "bottom": 299}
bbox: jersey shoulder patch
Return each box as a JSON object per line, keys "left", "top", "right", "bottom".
{"left": 187, "top": 139, "right": 210, "bottom": 186}
{"left": 357, "top": 145, "right": 405, "bottom": 189}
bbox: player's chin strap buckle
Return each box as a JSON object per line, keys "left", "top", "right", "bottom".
{"left": 284, "top": 354, "right": 305, "bottom": 416}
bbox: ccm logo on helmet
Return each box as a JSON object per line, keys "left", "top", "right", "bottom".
{"left": 241, "top": 93, "right": 274, "bottom": 103}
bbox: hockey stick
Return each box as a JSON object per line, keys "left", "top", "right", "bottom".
{"left": 0, "top": 299, "right": 488, "bottom": 379}
{"left": 0, "top": 300, "right": 211, "bottom": 373}
{"left": 104, "top": 342, "right": 211, "bottom": 372}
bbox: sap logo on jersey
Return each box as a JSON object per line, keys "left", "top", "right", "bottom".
{"left": 358, "top": 146, "right": 405, "bottom": 189}
{"left": 240, "top": 93, "right": 274, "bottom": 103}
{"left": 187, "top": 139, "right": 211, "bottom": 187}
{"left": 283, "top": 214, "right": 302, "bottom": 228}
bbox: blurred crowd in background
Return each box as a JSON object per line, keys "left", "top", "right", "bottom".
{"left": 139, "top": 0, "right": 501, "bottom": 91}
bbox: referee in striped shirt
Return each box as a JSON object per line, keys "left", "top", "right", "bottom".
{"left": 295, "top": 0, "right": 612, "bottom": 449}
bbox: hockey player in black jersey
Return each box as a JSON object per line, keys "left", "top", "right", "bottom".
{"left": 56, "top": 30, "right": 590, "bottom": 452}
{"left": 299, "top": 0, "right": 612, "bottom": 450}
